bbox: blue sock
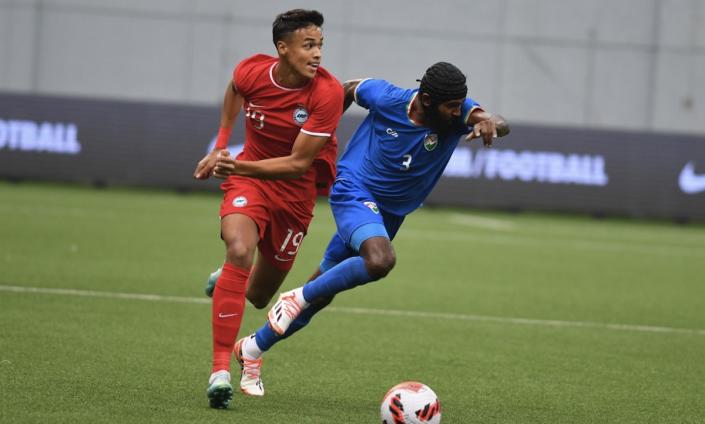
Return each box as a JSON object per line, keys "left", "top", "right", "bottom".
{"left": 254, "top": 257, "right": 372, "bottom": 353}
{"left": 302, "top": 256, "right": 371, "bottom": 302}
{"left": 254, "top": 296, "right": 333, "bottom": 351}
{"left": 254, "top": 321, "right": 279, "bottom": 352}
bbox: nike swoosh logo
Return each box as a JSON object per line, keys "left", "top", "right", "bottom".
{"left": 274, "top": 254, "right": 294, "bottom": 262}
{"left": 248, "top": 102, "right": 265, "bottom": 108}
{"left": 218, "top": 313, "right": 239, "bottom": 318}
{"left": 678, "top": 162, "right": 705, "bottom": 194}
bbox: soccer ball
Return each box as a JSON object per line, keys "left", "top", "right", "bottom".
{"left": 380, "top": 381, "right": 441, "bottom": 424}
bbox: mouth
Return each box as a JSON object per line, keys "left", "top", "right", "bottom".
{"left": 306, "top": 63, "right": 320, "bottom": 73}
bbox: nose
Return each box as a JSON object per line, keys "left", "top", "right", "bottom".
{"left": 451, "top": 107, "right": 461, "bottom": 117}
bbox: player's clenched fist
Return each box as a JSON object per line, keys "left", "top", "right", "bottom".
{"left": 213, "top": 150, "right": 236, "bottom": 179}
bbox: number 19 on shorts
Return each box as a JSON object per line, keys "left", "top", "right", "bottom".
{"left": 279, "top": 228, "right": 304, "bottom": 256}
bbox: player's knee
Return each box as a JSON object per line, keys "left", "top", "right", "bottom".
{"left": 225, "top": 242, "right": 255, "bottom": 268}
{"left": 364, "top": 251, "right": 396, "bottom": 280}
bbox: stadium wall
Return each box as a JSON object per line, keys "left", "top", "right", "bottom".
{"left": 0, "top": 0, "right": 703, "bottom": 135}
{"left": 1, "top": 92, "right": 704, "bottom": 220}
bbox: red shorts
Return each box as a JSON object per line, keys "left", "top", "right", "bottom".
{"left": 219, "top": 178, "right": 315, "bottom": 271}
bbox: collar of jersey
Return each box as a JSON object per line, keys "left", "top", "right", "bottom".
{"left": 406, "top": 91, "right": 424, "bottom": 127}
{"left": 269, "top": 62, "right": 310, "bottom": 91}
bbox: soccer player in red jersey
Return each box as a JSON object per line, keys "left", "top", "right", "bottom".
{"left": 192, "top": 9, "right": 343, "bottom": 409}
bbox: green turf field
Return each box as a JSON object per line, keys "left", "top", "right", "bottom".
{"left": 1, "top": 181, "right": 704, "bottom": 423}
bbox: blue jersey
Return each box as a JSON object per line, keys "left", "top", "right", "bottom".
{"left": 336, "top": 79, "right": 481, "bottom": 216}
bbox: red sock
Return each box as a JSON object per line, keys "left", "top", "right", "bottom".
{"left": 211, "top": 262, "right": 248, "bottom": 373}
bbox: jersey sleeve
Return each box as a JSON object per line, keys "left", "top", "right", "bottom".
{"left": 353, "top": 79, "right": 393, "bottom": 110}
{"left": 462, "top": 97, "right": 484, "bottom": 128}
{"left": 232, "top": 57, "right": 260, "bottom": 97}
{"left": 301, "top": 80, "right": 344, "bottom": 137}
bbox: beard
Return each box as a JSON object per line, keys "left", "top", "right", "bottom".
{"left": 422, "top": 102, "right": 464, "bottom": 136}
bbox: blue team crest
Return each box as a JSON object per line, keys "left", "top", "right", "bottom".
{"left": 423, "top": 133, "right": 439, "bottom": 151}
{"left": 293, "top": 106, "right": 309, "bottom": 125}
{"left": 363, "top": 201, "right": 380, "bottom": 214}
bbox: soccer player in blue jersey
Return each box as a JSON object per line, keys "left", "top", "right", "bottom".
{"left": 221, "top": 62, "right": 510, "bottom": 394}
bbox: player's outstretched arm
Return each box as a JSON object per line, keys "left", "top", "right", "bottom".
{"left": 465, "top": 109, "right": 510, "bottom": 147}
{"left": 194, "top": 81, "right": 244, "bottom": 179}
{"left": 212, "top": 131, "right": 328, "bottom": 180}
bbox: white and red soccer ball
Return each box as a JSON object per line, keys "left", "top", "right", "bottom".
{"left": 380, "top": 381, "right": 441, "bottom": 424}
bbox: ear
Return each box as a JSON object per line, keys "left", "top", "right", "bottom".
{"left": 276, "top": 40, "right": 287, "bottom": 56}
{"left": 420, "top": 92, "right": 433, "bottom": 108}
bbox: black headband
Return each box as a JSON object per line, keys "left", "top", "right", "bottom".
{"left": 417, "top": 62, "right": 467, "bottom": 103}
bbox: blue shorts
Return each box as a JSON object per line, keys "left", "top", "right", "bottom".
{"left": 321, "top": 178, "right": 405, "bottom": 270}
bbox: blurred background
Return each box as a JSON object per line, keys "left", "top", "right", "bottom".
{"left": 2, "top": 3, "right": 705, "bottom": 422}
{"left": 2, "top": 0, "right": 704, "bottom": 132}
{"left": 1, "top": 0, "right": 704, "bottom": 217}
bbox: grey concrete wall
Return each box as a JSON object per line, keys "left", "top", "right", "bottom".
{"left": 1, "top": 0, "right": 703, "bottom": 134}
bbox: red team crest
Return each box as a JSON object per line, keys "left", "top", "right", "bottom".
{"left": 293, "top": 105, "right": 309, "bottom": 125}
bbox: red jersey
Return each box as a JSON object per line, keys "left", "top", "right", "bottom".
{"left": 232, "top": 54, "right": 343, "bottom": 200}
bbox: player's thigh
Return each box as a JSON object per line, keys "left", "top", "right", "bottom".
{"left": 359, "top": 236, "right": 395, "bottom": 259}
{"left": 219, "top": 179, "right": 270, "bottom": 264}
{"left": 355, "top": 211, "right": 402, "bottom": 264}
{"left": 247, "top": 198, "right": 314, "bottom": 306}
{"left": 258, "top": 199, "right": 313, "bottom": 266}
{"left": 221, "top": 213, "right": 259, "bottom": 247}
{"left": 329, "top": 179, "right": 386, "bottom": 246}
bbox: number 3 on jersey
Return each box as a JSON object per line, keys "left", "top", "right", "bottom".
{"left": 401, "top": 154, "right": 413, "bottom": 171}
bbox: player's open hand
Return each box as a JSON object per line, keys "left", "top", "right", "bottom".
{"left": 193, "top": 150, "right": 221, "bottom": 180}
{"left": 213, "top": 150, "right": 236, "bottom": 179}
{"left": 465, "top": 119, "right": 498, "bottom": 147}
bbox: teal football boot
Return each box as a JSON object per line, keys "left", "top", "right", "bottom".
{"left": 206, "top": 370, "right": 233, "bottom": 409}
{"left": 205, "top": 267, "right": 222, "bottom": 298}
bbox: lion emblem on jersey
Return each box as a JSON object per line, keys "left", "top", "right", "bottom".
{"left": 293, "top": 106, "right": 309, "bottom": 125}
{"left": 423, "top": 133, "right": 439, "bottom": 151}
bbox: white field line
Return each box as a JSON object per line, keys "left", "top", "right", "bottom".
{"left": 0, "top": 285, "right": 209, "bottom": 305}
{"left": 327, "top": 306, "right": 705, "bottom": 336}
{"left": 448, "top": 213, "right": 516, "bottom": 232}
{"left": 2, "top": 284, "right": 704, "bottom": 337}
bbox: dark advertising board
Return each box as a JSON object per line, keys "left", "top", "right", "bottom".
{"left": 430, "top": 125, "right": 705, "bottom": 219}
{"left": 1, "top": 93, "right": 704, "bottom": 219}
{"left": 0, "top": 92, "right": 221, "bottom": 190}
